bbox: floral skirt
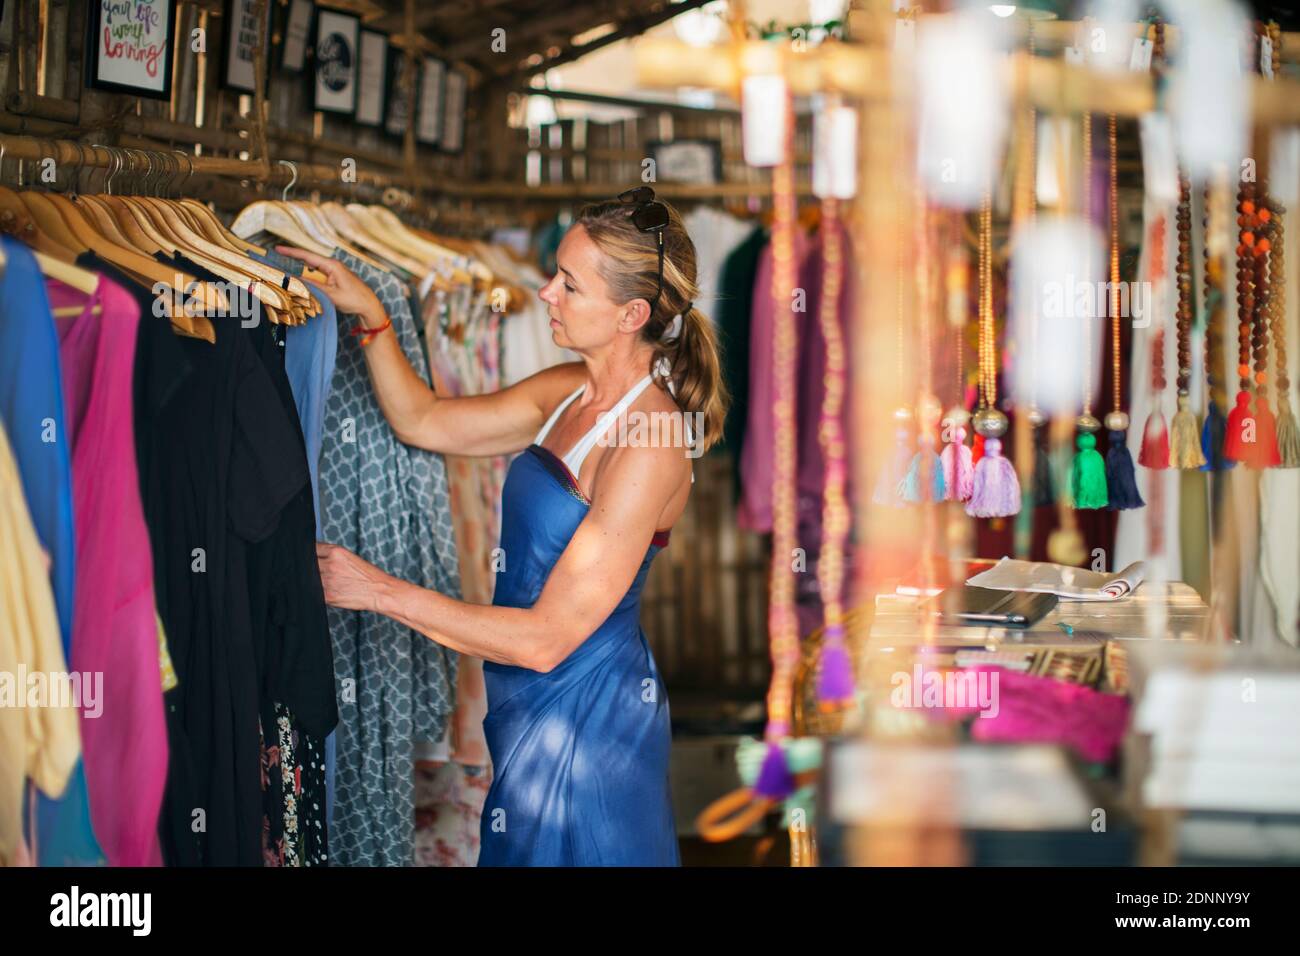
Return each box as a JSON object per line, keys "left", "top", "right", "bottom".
{"left": 260, "top": 702, "right": 328, "bottom": 866}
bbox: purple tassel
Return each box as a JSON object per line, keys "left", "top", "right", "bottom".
{"left": 816, "top": 624, "right": 855, "bottom": 706}
{"left": 965, "top": 438, "right": 1021, "bottom": 518}
{"left": 752, "top": 741, "right": 794, "bottom": 800}
{"left": 872, "top": 426, "right": 913, "bottom": 506}
{"left": 940, "top": 425, "right": 974, "bottom": 501}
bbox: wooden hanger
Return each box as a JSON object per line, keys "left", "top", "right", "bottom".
{"left": 0, "top": 187, "right": 80, "bottom": 262}
{"left": 42, "top": 192, "right": 217, "bottom": 342}
{"left": 321, "top": 202, "right": 425, "bottom": 275}
{"left": 33, "top": 249, "right": 99, "bottom": 295}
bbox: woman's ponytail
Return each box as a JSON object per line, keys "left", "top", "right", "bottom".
{"left": 651, "top": 305, "right": 729, "bottom": 455}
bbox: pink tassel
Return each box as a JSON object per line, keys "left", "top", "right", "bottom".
{"left": 941, "top": 425, "right": 974, "bottom": 501}
{"left": 965, "top": 438, "right": 1021, "bottom": 518}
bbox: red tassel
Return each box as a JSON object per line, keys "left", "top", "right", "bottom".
{"left": 1223, "top": 391, "right": 1251, "bottom": 462}
{"left": 971, "top": 433, "right": 986, "bottom": 466}
{"left": 1250, "top": 396, "right": 1282, "bottom": 469}
{"left": 1138, "top": 411, "right": 1170, "bottom": 469}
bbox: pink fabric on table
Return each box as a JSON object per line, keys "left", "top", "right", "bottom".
{"left": 49, "top": 275, "right": 167, "bottom": 867}
{"left": 965, "top": 666, "right": 1131, "bottom": 764}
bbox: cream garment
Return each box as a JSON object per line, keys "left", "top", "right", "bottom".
{"left": 1114, "top": 192, "right": 1187, "bottom": 589}
{"left": 0, "top": 424, "right": 80, "bottom": 866}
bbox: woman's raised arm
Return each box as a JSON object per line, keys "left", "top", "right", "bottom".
{"left": 277, "top": 246, "right": 584, "bottom": 457}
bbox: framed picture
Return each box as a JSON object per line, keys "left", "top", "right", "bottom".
{"left": 281, "top": 0, "right": 313, "bottom": 73}
{"left": 439, "top": 69, "right": 467, "bottom": 154}
{"left": 384, "top": 52, "right": 414, "bottom": 139}
{"left": 85, "top": 0, "right": 177, "bottom": 99}
{"left": 354, "top": 30, "right": 388, "bottom": 127}
{"left": 647, "top": 139, "right": 723, "bottom": 185}
{"left": 415, "top": 56, "right": 446, "bottom": 146}
{"left": 222, "top": 0, "right": 271, "bottom": 93}
{"left": 313, "top": 9, "right": 359, "bottom": 114}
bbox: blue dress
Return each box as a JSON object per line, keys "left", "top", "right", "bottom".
{"left": 478, "top": 443, "right": 680, "bottom": 866}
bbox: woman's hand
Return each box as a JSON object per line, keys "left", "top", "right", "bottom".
{"left": 276, "top": 246, "right": 388, "bottom": 328}
{"left": 316, "top": 542, "right": 392, "bottom": 612}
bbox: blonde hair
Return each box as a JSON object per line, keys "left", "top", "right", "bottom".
{"left": 575, "top": 196, "right": 729, "bottom": 453}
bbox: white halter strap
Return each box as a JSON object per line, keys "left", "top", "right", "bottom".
{"left": 534, "top": 359, "right": 697, "bottom": 482}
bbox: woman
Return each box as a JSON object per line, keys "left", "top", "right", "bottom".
{"left": 280, "top": 190, "right": 727, "bottom": 866}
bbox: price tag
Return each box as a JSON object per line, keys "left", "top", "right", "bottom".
{"left": 1129, "top": 37, "right": 1153, "bottom": 71}
{"left": 1261, "top": 35, "right": 1275, "bottom": 79}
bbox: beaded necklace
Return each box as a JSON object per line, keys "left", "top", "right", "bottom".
{"left": 1072, "top": 112, "right": 1108, "bottom": 507}
{"left": 813, "top": 194, "right": 854, "bottom": 710}
{"left": 1103, "top": 112, "right": 1144, "bottom": 508}
{"left": 1271, "top": 197, "right": 1300, "bottom": 466}
{"left": 753, "top": 88, "right": 800, "bottom": 801}
{"left": 1168, "top": 171, "right": 1207, "bottom": 467}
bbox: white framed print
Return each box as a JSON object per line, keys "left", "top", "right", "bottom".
{"left": 86, "top": 0, "right": 177, "bottom": 99}
{"left": 440, "top": 69, "right": 467, "bottom": 154}
{"left": 415, "top": 57, "right": 446, "bottom": 145}
{"left": 223, "top": 0, "right": 270, "bottom": 93}
{"left": 355, "top": 30, "right": 388, "bottom": 127}
{"left": 281, "top": 0, "right": 313, "bottom": 73}
{"left": 313, "top": 9, "right": 359, "bottom": 114}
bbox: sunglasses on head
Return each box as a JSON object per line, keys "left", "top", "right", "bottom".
{"left": 618, "top": 186, "right": 670, "bottom": 314}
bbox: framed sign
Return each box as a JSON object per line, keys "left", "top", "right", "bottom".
{"left": 85, "top": 0, "right": 177, "bottom": 99}
{"left": 415, "top": 56, "right": 446, "bottom": 146}
{"left": 280, "top": 0, "right": 313, "bottom": 73}
{"left": 439, "top": 69, "right": 467, "bottom": 154}
{"left": 313, "top": 9, "right": 359, "bottom": 114}
{"left": 647, "top": 139, "right": 723, "bottom": 185}
{"left": 222, "top": 0, "right": 271, "bottom": 92}
{"left": 384, "top": 53, "right": 414, "bottom": 139}
{"left": 354, "top": 30, "right": 388, "bottom": 127}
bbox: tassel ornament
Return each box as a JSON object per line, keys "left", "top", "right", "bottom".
{"left": 1104, "top": 414, "right": 1144, "bottom": 510}
{"left": 1139, "top": 410, "right": 1170, "bottom": 469}
{"left": 1170, "top": 394, "right": 1208, "bottom": 468}
{"left": 1277, "top": 401, "right": 1300, "bottom": 467}
{"left": 1070, "top": 424, "right": 1109, "bottom": 510}
{"left": 966, "top": 408, "right": 1020, "bottom": 518}
{"left": 873, "top": 411, "right": 915, "bottom": 506}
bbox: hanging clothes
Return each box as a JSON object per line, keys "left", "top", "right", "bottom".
{"left": 256, "top": 248, "right": 341, "bottom": 830}
{"left": 714, "top": 224, "right": 767, "bottom": 482}
{"left": 321, "top": 249, "right": 461, "bottom": 867}
{"left": 124, "top": 252, "right": 334, "bottom": 865}
{"left": 47, "top": 273, "right": 168, "bottom": 867}
{"left": 0, "top": 235, "right": 103, "bottom": 866}
{"left": 793, "top": 220, "right": 858, "bottom": 639}
{"left": 737, "top": 231, "right": 813, "bottom": 533}
{"left": 0, "top": 422, "right": 81, "bottom": 867}
{"left": 684, "top": 206, "right": 760, "bottom": 321}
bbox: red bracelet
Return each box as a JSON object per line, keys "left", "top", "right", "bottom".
{"left": 350, "top": 315, "right": 392, "bottom": 347}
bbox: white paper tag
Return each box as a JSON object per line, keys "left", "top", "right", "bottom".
{"left": 1065, "top": 45, "right": 1085, "bottom": 65}
{"left": 1261, "top": 36, "right": 1274, "bottom": 79}
{"left": 1270, "top": 127, "right": 1300, "bottom": 204}
{"left": 1139, "top": 113, "right": 1178, "bottom": 203}
{"left": 1130, "top": 37, "right": 1153, "bottom": 71}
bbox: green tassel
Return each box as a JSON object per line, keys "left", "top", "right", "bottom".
{"left": 1070, "top": 432, "right": 1109, "bottom": 509}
